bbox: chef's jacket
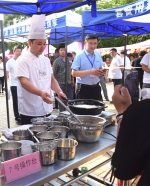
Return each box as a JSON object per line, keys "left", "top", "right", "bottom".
{"left": 15, "top": 50, "right": 53, "bottom": 116}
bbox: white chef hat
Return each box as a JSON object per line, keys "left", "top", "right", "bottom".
{"left": 28, "top": 14, "right": 46, "bottom": 40}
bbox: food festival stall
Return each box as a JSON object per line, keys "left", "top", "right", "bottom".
{"left": 0, "top": 110, "right": 117, "bottom": 186}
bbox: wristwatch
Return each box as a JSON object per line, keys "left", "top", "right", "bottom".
{"left": 116, "top": 113, "right": 123, "bottom": 123}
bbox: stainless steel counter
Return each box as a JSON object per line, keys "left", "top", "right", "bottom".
{"left": 3, "top": 125, "right": 117, "bottom": 186}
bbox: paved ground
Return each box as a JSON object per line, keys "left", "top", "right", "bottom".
{"left": 0, "top": 81, "right": 120, "bottom": 186}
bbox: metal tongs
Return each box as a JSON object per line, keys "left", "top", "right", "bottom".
{"left": 55, "top": 96, "right": 83, "bottom": 124}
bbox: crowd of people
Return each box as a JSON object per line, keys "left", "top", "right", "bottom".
{"left": 1, "top": 31, "right": 149, "bottom": 122}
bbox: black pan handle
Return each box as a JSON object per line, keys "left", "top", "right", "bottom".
{"left": 61, "top": 96, "right": 69, "bottom": 102}
{"left": 104, "top": 106, "right": 108, "bottom": 108}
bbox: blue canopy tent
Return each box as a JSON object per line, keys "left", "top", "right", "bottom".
{"left": 82, "top": 0, "right": 150, "bottom": 99}
{"left": 82, "top": 0, "right": 150, "bottom": 36}
{"left": 0, "top": 0, "right": 96, "bottom": 128}
{"left": 0, "top": 0, "right": 97, "bottom": 16}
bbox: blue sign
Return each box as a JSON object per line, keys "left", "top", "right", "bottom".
{"left": 3, "top": 15, "right": 66, "bottom": 38}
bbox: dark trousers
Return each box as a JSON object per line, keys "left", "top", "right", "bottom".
{"left": 0, "top": 76, "right": 4, "bottom": 92}
{"left": 112, "top": 79, "right": 122, "bottom": 88}
{"left": 77, "top": 83, "right": 103, "bottom": 101}
{"left": 20, "top": 114, "right": 51, "bottom": 125}
{"left": 10, "top": 86, "right": 20, "bottom": 120}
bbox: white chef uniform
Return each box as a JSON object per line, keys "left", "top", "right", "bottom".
{"left": 15, "top": 14, "right": 53, "bottom": 117}
{"left": 15, "top": 51, "right": 53, "bottom": 116}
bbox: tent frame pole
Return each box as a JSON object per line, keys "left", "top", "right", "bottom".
{"left": 48, "top": 37, "right": 50, "bottom": 58}
{"left": 0, "top": 20, "right": 10, "bottom": 128}
{"left": 65, "top": 26, "right": 68, "bottom": 93}
{"left": 82, "top": 26, "right": 85, "bottom": 49}
{"left": 122, "top": 34, "right": 127, "bottom": 86}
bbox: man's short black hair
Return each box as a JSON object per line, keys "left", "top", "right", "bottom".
{"left": 55, "top": 48, "right": 59, "bottom": 53}
{"left": 58, "top": 44, "right": 65, "bottom": 50}
{"left": 130, "top": 54, "right": 135, "bottom": 57}
{"left": 85, "top": 34, "right": 98, "bottom": 41}
{"left": 67, "top": 52, "right": 73, "bottom": 58}
{"left": 13, "top": 45, "right": 22, "bottom": 52}
{"left": 120, "top": 50, "right": 127, "bottom": 55}
{"left": 139, "top": 51, "right": 147, "bottom": 57}
{"left": 110, "top": 48, "right": 117, "bottom": 52}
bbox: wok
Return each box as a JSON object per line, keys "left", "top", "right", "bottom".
{"left": 66, "top": 99, "right": 107, "bottom": 115}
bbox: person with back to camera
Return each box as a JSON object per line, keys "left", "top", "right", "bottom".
{"left": 111, "top": 84, "right": 150, "bottom": 185}
{"left": 15, "top": 15, "right": 66, "bottom": 125}
{"left": 71, "top": 34, "right": 105, "bottom": 101}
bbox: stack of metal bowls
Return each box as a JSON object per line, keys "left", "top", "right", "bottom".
{"left": 68, "top": 115, "right": 106, "bottom": 143}
{"left": 31, "top": 117, "right": 62, "bottom": 127}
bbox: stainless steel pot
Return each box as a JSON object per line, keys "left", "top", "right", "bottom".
{"left": 12, "top": 130, "right": 31, "bottom": 141}
{"left": 39, "top": 143, "right": 57, "bottom": 165}
{"left": 0, "top": 141, "right": 22, "bottom": 161}
{"left": 56, "top": 138, "right": 78, "bottom": 160}
{"left": 29, "top": 125, "right": 48, "bottom": 136}
{"left": 49, "top": 126, "right": 70, "bottom": 138}
{"left": 36, "top": 131, "right": 59, "bottom": 142}
{"left": 68, "top": 115, "right": 106, "bottom": 143}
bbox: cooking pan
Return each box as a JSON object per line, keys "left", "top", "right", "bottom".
{"left": 64, "top": 98, "right": 107, "bottom": 115}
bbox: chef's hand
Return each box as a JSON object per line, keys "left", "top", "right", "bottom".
{"left": 112, "top": 85, "right": 132, "bottom": 114}
{"left": 57, "top": 91, "right": 67, "bottom": 101}
{"left": 41, "top": 91, "right": 53, "bottom": 104}
{"left": 90, "top": 69, "right": 105, "bottom": 76}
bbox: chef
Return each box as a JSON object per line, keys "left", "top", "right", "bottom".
{"left": 15, "top": 15, "right": 66, "bottom": 125}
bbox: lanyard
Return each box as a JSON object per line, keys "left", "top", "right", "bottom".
{"left": 84, "top": 51, "right": 95, "bottom": 68}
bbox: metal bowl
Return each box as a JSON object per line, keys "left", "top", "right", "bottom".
{"left": 31, "top": 117, "right": 52, "bottom": 125}
{"left": 29, "top": 125, "right": 48, "bottom": 135}
{"left": 68, "top": 115, "right": 106, "bottom": 143}
{"left": 0, "top": 141, "right": 22, "bottom": 161}
{"left": 49, "top": 126, "right": 70, "bottom": 138}
{"left": 36, "top": 131, "right": 59, "bottom": 142}
{"left": 12, "top": 130, "right": 31, "bottom": 141}
{"left": 56, "top": 138, "right": 78, "bottom": 160}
